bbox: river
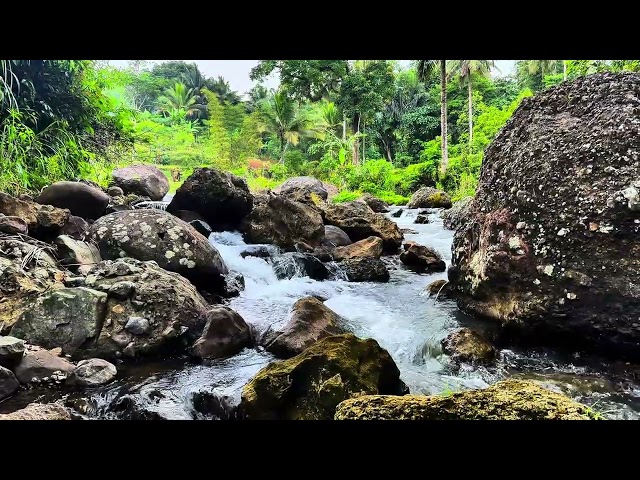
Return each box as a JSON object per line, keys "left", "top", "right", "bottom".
{"left": 2, "top": 206, "right": 640, "bottom": 419}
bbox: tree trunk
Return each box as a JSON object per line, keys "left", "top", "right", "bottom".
{"left": 440, "top": 60, "right": 449, "bottom": 175}
{"left": 342, "top": 116, "right": 346, "bottom": 140}
{"left": 362, "top": 118, "right": 366, "bottom": 164}
{"left": 563, "top": 60, "right": 567, "bottom": 81}
{"left": 383, "top": 140, "right": 393, "bottom": 163}
{"left": 352, "top": 114, "right": 360, "bottom": 165}
{"left": 468, "top": 77, "right": 473, "bottom": 146}
{"left": 280, "top": 138, "right": 289, "bottom": 163}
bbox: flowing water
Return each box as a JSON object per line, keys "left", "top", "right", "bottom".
{"left": 3, "top": 207, "right": 640, "bottom": 419}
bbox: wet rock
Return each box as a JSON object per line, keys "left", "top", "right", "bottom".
{"left": 272, "top": 253, "right": 329, "bottom": 281}
{"left": 54, "top": 235, "right": 101, "bottom": 275}
{"left": 66, "top": 358, "right": 117, "bottom": 387}
{"left": 189, "top": 220, "right": 212, "bottom": 238}
{"left": 449, "top": 72, "right": 640, "bottom": 360}
{"left": 0, "top": 216, "right": 28, "bottom": 235}
{"left": 322, "top": 225, "right": 352, "bottom": 248}
{"left": 341, "top": 257, "right": 390, "bottom": 282}
{"left": 359, "top": 193, "right": 389, "bottom": 213}
{"left": 401, "top": 228, "right": 418, "bottom": 234}
{"left": 107, "top": 186, "right": 124, "bottom": 197}
{"left": 61, "top": 215, "right": 90, "bottom": 240}
{"left": 400, "top": 242, "right": 446, "bottom": 273}
{"left": 263, "top": 297, "right": 346, "bottom": 358}
{"left": 240, "top": 246, "right": 274, "bottom": 259}
{"left": 0, "top": 366, "right": 19, "bottom": 400}
{"left": 391, "top": 209, "right": 403, "bottom": 218}
{"left": 192, "top": 390, "right": 238, "bottom": 420}
{"left": 323, "top": 201, "right": 403, "bottom": 252}
{"left": 0, "top": 192, "right": 69, "bottom": 240}
{"left": 0, "top": 402, "right": 72, "bottom": 420}
{"left": 441, "top": 196, "right": 473, "bottom": 231}
{"left": 167, "top": 167, "right": 252, "bottom": 229}
{"left": 36, "top": 181, "right": 110, "bottom": 220}
{"left": 334, "top": 380, "right": 597, "bottom": 420}
{"left": 82, "top": 258, "right": 210, "bottom": 360}
{"left": 112, "top": 164, "right": 169, "bottom": 201}
{"left": 425, "top": 279, "right": 454, "bottom": 299}
{"left": 191, "top": 307, "right": 252, "bottom": 360}
{"left": 0, "top": 336, "right": 25, "bottom": 368}
{"left": 90, "top": 209, "right": 228, "bottom": 292}
{"left": 106, "top": 193, "right": 151, "bottom": 213}
{"left": 110, "top": 394, "right": 167, "bottom": 420}
{"left": 407, "top": 187, "right": 452, "bottom": 209}
{"left": 333, "top": 236, "right": 383, "bottom": 262}
{"left": 11, "top": 287, "right": 107, "bottom": 356}
{"left": 274, "top": 176, "right": 328, "bottom": 201}
{"left": 414, "top": 214, "right": 430, "bottom": 224}
{"left": 239, "top": 333, "right": 408, "bottom": 420}
{"left": 13, "top": 349, "right": 75, "bottom": 384}
{"left": 223, "top": 271, "right": 245, "bottom": 297}
{"left": 241, "top": 192, "right": 325, "bottom": 250}
{"left": 441, "top": 328, "right": 496, "bottom": 365}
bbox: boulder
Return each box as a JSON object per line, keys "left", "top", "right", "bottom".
{"left": 192, "top": 390, "right": 238, "bottom": 420}
{"left": 191, "top": 307, "right": 253, "bottom": 360}
{"left": 263, "top": 297, "right": 346, "bottom": 358}
{"left": 400, "top": 242, "right": 446, "bottom": 273}
{"left": 401, "top": 228, "right": 418, "bottom": 234}
{"left": 323, "top": 201, "right": 403, "bottom": 252}
{"left": 80, "top": 258, "right": 211, "bottom": 360}
{"left": 107, "top": 186, "right": 124, "bottom": 197}
{"left": 222, "top": 271, "right": 245, "bottom": 298}
{"left": 334, "top": 380, "right": 598, "bottom": 420}
{"left": 0, "top": 402, "right": 72, "bottom": 420}
{"left": 55, "top": 235, "right": 101, "bottom": 275}
{"left": 0, "top": 192, "right": 69, "bottom": 240}
{"left": 241, "top": 192, "right": 325, "bottom": 250}
{"left": 271, "top": 253, "right": 329, "bottom": 281}
{"left": 10, "top": 287, "right": 108, "bottom": 356}
{"left": 359, "top": 193, "right": 389, "bottom": 213}
{"left": 449, "top": 72, "right": 640, "bottom": 359}
{"left": 66, "top": 358, "right": 117, "bottom": 387}
{"left": 35, "top": 181, "right": 110, "bottom": 220}
{"left": 407, "top": 187, "right": 452, "bottom": 209}
{"left": 341, "top": 257, "right": 390, "bottom": 282}
{"left": 111, "top": 164, "right": 169, "bottom": 201}
{"left": 274, "top": 176, "right": 328, "bottom": 201}
{"left": 391, "top": 208, "right": 403, "bottom": 218}
{"left": 106, "top": 193, "right": 151, "bottom": 213}
{"left": 441, "top": 328, "right": 496, "bottom": 365}
{"left": 322, "top": 225, "right": 352, "bottom": 248}
{"left": 61, "top": 215, "right": 90, "bottom": 240}
{"left": 167, "top": 167, "right": 253, "bottom": 229}
{"left": 13, "top": 348, "right": 75, "bottom": 384}
{"left": 0, "top": 216, "right": 28, "bottom": 235}
{"left": 333, "top": 236, "right": 383, "bottom": 262}
{"left": 239, "top": 333, "right": 407, "bottom": 420}
{"left": 90, "top": 209, "right": 228, "bottom": 291}
{"left": 414, "top": 214, "right": 429, "bottom": 224}
{"left": 240, "top": 245, "right": 275, "bottom": 259}
{"left": 441, "top": 196, "right": 473, "bottom": 231}
{"left": 0, "top": 366, "right": 19, "bottom": 401}
{"left": 0, "top": 336, "right": 25, "bottom": 368}
{"left": 425, "top": 279, "right": 454, "bottom": 299}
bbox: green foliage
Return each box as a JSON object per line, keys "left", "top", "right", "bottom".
{"left": 201, "top": 89, "right": 231, "bottom": 167}
{"left": 332, "top": 191, "right": 360, "bottom": 203}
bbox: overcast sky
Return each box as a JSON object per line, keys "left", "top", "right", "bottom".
{"left": 108, "top": 60, "right": 516, "bottom": 95}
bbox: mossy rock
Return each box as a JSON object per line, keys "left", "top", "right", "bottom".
{"left": 334, "top": 379, "right": 600, "bottom": 420}
{"left": 240, "top": 333, "right": 408, "bottom": 420}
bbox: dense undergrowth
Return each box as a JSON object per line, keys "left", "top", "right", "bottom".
{"left": 2, "top": 59, "right": 639, "bottom": 203}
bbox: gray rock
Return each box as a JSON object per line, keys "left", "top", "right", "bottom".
{"left": 60, "top": 215, "right": 90, "bottom": 240}
{"left": 0, "top": 336, "right": 25, "bottom": 368}
{"left": 322, "top": 225, "right": 352, "bottom": 248}
{"left": 36, "top": 181, "right": 110, "bottom": 220}
{"left": 0, "top": 366, "right": 19, "bottom": 401}
{"left": 407, "top": 187, "right": 452, "bottom": 209}
{"left": 441, "top": 196, "right": 473, "bottom": 231}
{"left": 108, "top": 281, "right": 136, "bottom": 299}
{"left": 191, "top": 307, "right": 253, "bottom": 360}
{"left": 0, "top": 216, "right": 28, "bottom": 235}
{"left": 112, "top": 164, "right": 169, "bottom": 201}
{"left": 125, "top": 317, "right": 150, "bottom": 336}
{"left": 274, "top": 176, "right": 328, "bottom": 201}
{"left": 0, "top": 192, "right": 69, "bottom": 240}
{"left": 55, "top": 235, "right": 102, "bottom": 275}
{"left": 272, "top": 253, "right": 329, "bottom": 281}
{"left": 13, "top": 349, "right": 75, "bottom": 384}
{"left": 359, "top": 193, "right": 389, "bottom": 213}
{"left": 341, "top": 257, "right": 390, "bottom": 282}
{"left": 107, "top": 186, "right": 124, "bottom": 197}
{"left": 66, "top": 358, "right": 117, "bottom": 387}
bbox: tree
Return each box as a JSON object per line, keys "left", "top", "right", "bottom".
{"left": 246, "top": 84, "right": 269, "bottom": 113}
{"left": 417, "top": 59, "right": 449, "bottom": 173}
{"left": 251, "top": 60, "right": 349, "bottom": 102}
{"left": 202, "top": 89, "right": 231, "bottom": 165}
{"left": 206, "top": 76, "right": 242, "bottom": 105}
{"left": 447, "top": 60, "right": 495, "bottom": 145}
{"left": 157, "top": 82, "right": 204, "bottom": 120}
{"left": 258, "top": 90, "right": 315, "bottom": 162}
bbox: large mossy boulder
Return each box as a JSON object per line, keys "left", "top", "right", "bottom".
{"left": 111, "top": 164, "right": 169, "bottom": 201}
{"left": 35, "top": 181, "right": 110, "bottom": 220}
{"left": 334, "top": 380, "right": 598, "bottom": 420}
{"left": 239, "top": 333, "right": 408, "bottom": 420}
{"left": 441, "top": 328, "right": 496, "bottom": 365}
{"left": 407, "top": 187, "right": 452, "bottom": 209}
{"left": 90, "top": 209, "right": 228, "bottom": 291}
{"left": 167, "top": 167, "right": 253, "bottom": 230}
{"left": 449, "top": 72, "right": 640, "bottom": 360}
{"left": 323, "top": 201, "right": 403, "bottom": 252}
{"left": 241, "top": 192, "right": 325, "bottom": 250}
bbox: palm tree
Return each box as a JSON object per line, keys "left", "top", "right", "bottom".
{"left": 157, "top": 82, "right": 203, "bottom": 120}
{"left": 527, "top": 60, "right": 562, "bottom": 81}
{"left": 447, "top": 60, "right": 495, "bottom": 145}
{"left": 417, "top": 60, "right": 448, "bottom": 174}
{"left": 259, "top": 90, "right": 315, "bottom": 162}
{"left": 206, "top": 76, "right": 242, "bottom": 105}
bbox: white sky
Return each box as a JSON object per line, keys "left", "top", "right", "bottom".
{"left": 108, "top": 60, "right": 516, "bottom": 95}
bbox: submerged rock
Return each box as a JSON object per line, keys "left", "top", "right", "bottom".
{"left": 271, "top": 253, "right": 329, "bottom": 281}
{"left": 414, "top": 214, "right": 429, "bottom": 224}
{"left": 274, "top": 176, "right": 328, "bottom": 201}
{"left": 191, "top": 307, "right": 253, "bottom": 360}
{"left": 407, "top": 187, "right": 452, "bottom": 209}
{"left": 441, "top": 196, "right": 473, "bottom": 231}
{"left": 263, "top": 297, "right": 346, "bottom": 358}
{"left": 90, "top": 209, "right": 228, "bottom": 292}
{"left": 240, "top": 333, "right": 408, "bottom": 420}
{"left": 167, "top": 167, "right": 253, "bottom": 230}
{"left": 333, "top": 236, "right": 383, "bottom": 262}
{"left": 441, "top": 328, "right": 496, "bottom": 365}
{"left": 400, "top": 242, "right": 446, "bottom": 273}
{"left": 341, "top": 257, "right": 390, "bottom": 282}
{"left": 334, "top": 380, "right": 598, "bottom": 420}
{"left": 359, "top": 193, "right": 389, "bottom": 213}
{"left": 449, "top": 72, "right": 640, "bottom": 359}
{"left": 66, "top": 358, "right": 117, "bottom": 387}
{"left": 36, "top": 181, "right": 110, "bottom": 220}
{"left": 0, "top": 402, "right": 72, "bottom": 420}
{"left": 112, "top": 164, "right": 169, "bottom": 201}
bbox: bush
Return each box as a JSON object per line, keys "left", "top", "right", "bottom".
{"left": 392, "top": 161, "right": 438, "bottom": 196}
{"left": 377, "top": 191, "right": 409, "bottom": 205}
{"left": 332, "top": 191, "right": 361, "bottom": 203}
{"left": 283, "top": 149, "right": 308, "bottom": 174}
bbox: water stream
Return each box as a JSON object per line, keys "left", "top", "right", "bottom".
{"left": 3, "top": 207, "right": 640, "bottom": 419}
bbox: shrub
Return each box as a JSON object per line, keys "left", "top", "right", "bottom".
{"left": 332, "top": 191, "right": 361, "bottom": 203}
{"left": 377, "top": 191, "right": 409, "bottom": 205}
